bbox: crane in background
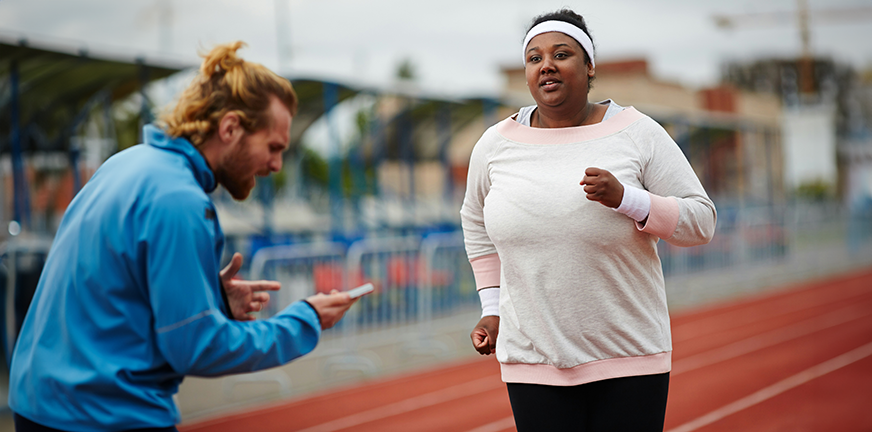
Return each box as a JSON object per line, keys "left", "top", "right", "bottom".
{"left": 713, "top": 0, "right": 872, "bottom": 97}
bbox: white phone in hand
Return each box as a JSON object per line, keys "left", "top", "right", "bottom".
{"left": 346, "top": 283, "right": 374, "bottom": 299}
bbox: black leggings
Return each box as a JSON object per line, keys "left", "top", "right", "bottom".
{"left": 506, "top": 372, "right": 670, "bottom": 432}
{"left": 14, "top": 414, "right": 179, "bottom": 432}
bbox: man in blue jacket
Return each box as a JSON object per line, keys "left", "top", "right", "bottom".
{"left": 9, "top": 41, "right": 357, "bottom": 432}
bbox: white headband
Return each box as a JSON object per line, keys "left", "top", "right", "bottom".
{"left": 522, "top": 20, "right": 595, "bottom": 68}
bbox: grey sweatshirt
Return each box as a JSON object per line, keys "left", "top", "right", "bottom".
{"left": 460, "top": 107, "right": 716, "bottom": 385}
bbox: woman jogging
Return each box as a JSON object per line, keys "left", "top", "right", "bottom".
{"left": 461, "top": 9, "right": 716, "bottom": 431}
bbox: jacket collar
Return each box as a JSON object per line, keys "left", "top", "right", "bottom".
{"left": 142, "top": 125, "right": 217, "bottom": 193}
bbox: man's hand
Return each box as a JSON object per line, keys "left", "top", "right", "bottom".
{"left": 580, "top": 167, "right": 624, "bottom": 208}
{"left": 471, "top": 316, "right": 500, "bottom": 355}
{"left": 305, "top": 291, "right": 357, "bottom": 330}
{"left": 220, "top": 252, "right": 280, "bottom": 321}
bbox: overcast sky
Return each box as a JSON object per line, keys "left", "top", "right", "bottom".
{"left": 2, "top": 0, "right": 872, "bottom": 98}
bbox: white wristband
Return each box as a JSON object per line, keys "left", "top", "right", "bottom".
{"left": 478, "top": 287, "right": 500, "bottom": 317}
{"left": 614, "top": 184, "right": 651, "bottom": 222}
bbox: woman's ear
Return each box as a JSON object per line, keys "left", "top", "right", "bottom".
{"left": 588, "top": 63, "right": 595, "bottom": 77}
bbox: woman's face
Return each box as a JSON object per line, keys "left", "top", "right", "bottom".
{"left": 524, "top": 31, "right": 593, "bottom": 111}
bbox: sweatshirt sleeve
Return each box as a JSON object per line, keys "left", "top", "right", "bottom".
{"left": 460, "top": 129, "right": 501, "bottom": 290}
{"left": 631, "top": 117, "right": 717, "bottom": 247}
{"left": 146, "top": 192, "right": 321, "bottom": 377}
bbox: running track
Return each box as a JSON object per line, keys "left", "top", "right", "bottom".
{"left": 181, "top": 267, "right": 872, "bottom": 431}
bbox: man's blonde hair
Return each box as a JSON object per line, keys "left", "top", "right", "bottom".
{"left": 161, "top": 41, "right": 298, "bottom": 147}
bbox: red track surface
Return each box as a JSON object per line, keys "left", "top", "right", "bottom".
{"left": 180, "top": 267, "right": 872, "bottom": 432}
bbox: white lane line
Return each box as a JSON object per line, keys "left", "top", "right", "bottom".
{"left": 672, "top": 286, "right": 871, "bottom": 343}
{"left": 667, "top": 341, "right": 872, "bottom": 432}
{"left": 296, "top": 376, "right": 503, "bottom": 432}
{"left": 466, "top": 416, "right": 516, "bottom": 432}
{"left": 672, "top": 304, "right": 872, "bottom": 375}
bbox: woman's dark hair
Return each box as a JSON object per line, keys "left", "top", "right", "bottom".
{"left": 527, "top": 9, "right": 596, "bottom": 88}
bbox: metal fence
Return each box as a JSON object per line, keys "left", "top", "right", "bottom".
{"left": 658, "top": 202, "right": 872, "bottom": 276}
{"left": 248, "top": 232, "right": 478, "bottom": 335}
{"left": 245, "top": 232, "right": 477, "bottom": 380}
{"left": 244, "top": 202, "right": 872, "bottom": 357}
{"left": 243, "top": 202, "right": 872, "bottom": 339}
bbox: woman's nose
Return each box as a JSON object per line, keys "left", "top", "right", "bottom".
{"left": 540, "top": 58, "right": 555, "bottom": 73}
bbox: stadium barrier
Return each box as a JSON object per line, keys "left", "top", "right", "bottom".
{"left": 240, "top": 233, "right": 476, "bottom": 390}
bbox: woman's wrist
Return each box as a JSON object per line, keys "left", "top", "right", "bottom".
{"left": 614, "top": 184, "right": 651, "bottom": 222}
{"left": 478, "top": 287, "right": 500, "bottom": 317}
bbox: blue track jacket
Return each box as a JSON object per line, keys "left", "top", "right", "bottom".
{"left": 9, "top": 126, "right": 321, "bottom": 431}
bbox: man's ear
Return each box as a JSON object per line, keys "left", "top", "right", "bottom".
{"left": 217, "top": 111, "right": 243, "bottom": 145}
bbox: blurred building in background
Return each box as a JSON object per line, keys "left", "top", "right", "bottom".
{"left": 723, "top": 57, "right": 872, "bottom": 208}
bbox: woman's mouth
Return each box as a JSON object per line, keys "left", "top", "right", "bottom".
{"left": 540, "top": 80, "right": 561, "bottom": 91}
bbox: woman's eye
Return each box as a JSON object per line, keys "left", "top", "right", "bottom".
{"left": 529, "top": 55, "right": 541, "bottom": 63}
{"left": 555, "top": 52, "right": 566, "bottom": 59}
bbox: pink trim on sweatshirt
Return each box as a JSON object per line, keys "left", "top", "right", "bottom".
{"left": 496, "top": 107, "right": 645, "bottom": 145}
{"left": 501, "top": 351, "right": 671, "bottom": 386}
{"left": 636, "top": 193, "right": 680, "bottom": 239}
{"left": 470, "top": 253, "right": 501, "bottom": 290}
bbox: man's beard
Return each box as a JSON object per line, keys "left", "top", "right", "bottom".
{"left": 215, "top": 139, "right": 257, "bottom": 201}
